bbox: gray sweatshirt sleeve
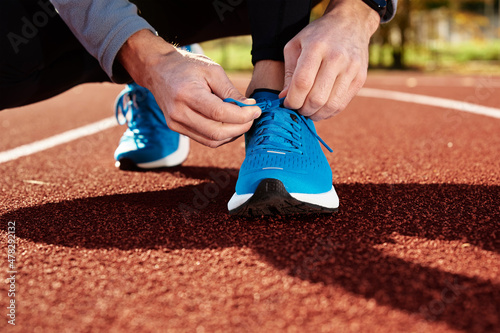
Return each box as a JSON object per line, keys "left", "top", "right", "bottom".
{"left": 50, "top": 0, "right": 156, "bottom": 83}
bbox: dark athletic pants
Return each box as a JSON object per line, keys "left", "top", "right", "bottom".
{"left": 0, "top": 0, "right": 318, "bottom": 110}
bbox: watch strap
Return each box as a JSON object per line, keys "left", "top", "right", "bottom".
{"left": 361, "top": 0, "right": 387, "bottom": 19}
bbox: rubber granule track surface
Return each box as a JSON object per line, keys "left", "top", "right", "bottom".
{"left": 1, "top": 74, "right": 499, "bottom": 332}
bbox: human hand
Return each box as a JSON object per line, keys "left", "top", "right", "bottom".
{"left": 118, "top": 30, "right": 261, "bottom": 148}
{"left": 279, "top": 0, "right": 380, "bottom": 121}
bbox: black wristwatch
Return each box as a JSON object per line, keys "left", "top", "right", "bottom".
{"left": 360, "top": 0, "right": 387, "bottom": 19}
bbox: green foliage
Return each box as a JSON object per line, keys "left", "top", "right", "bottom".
{"left": 200, "top": 37, "right": 253, "bottom": 72}
{"left": 370, "top": 40, "right": 500, "bottom": 72}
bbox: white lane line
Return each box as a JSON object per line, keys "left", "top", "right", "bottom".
{"left": 0, "top": 117, "right": 117, "bottom": 164}
{"left": 358, "top": 88, "right": 500, "bottom": 119}
{"left": 1, "top": 88, "right": 499, "bottom": 165}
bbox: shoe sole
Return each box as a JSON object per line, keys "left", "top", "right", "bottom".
{"left": 228, "top": 178, "right": 339, "bottom": 217}
{"left": 115, "top": 135, "right": 190, "bottom": 170}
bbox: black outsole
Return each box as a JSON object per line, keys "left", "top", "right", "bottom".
{"left": 116, "top": 158, "right": 142, "bottom": 171}
{"left": 229, "top": 178, "right": 338, "bottom": 217}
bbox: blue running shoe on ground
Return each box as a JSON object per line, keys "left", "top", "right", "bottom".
{"left": 226, "top": 89, "right": 339, "bottom": 216}
{"left": 114, "top": 45, "right": 201, "bottom": 170}
{"left": 113, "top": 83, "right": 189, "bottom": 169}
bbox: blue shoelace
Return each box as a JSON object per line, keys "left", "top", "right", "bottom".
{"left": 224, "top": 97, "right": 333, "bottom": 154}
{"left": 115, "top": 86, "right": 164, "bottom": 132}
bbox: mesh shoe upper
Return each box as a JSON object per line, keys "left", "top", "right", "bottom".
{"left": 230, "top": 90, "right": 334, "bottom": 195}
{"left": 114, "top": 82, "right": 180, "bottom": 164}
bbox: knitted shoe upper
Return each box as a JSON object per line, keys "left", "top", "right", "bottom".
{"left": 114, "top": 82, "right": 180, "bottom": 163}
{"left": 226, "top": 91, "right": 333, "bottom": 195}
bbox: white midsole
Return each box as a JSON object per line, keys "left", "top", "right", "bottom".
{"left": 227, "top": 185, "right": 339, "bottom": 211}
{"left": 136, "top": 135, "right": 190, "bottom": 168}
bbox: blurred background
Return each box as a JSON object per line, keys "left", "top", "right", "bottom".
{"left": 201, "top": 0, "right": 500, "bottom": 74}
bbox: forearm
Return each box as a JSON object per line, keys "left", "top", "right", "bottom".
{"left": 326, "top": 0, "right": 398, "bottom": 24}
{"left": 50, "top": 0, "right": 155, "bottom": 82}
{"left": 117, "top": 30, "right": 177, "bottom": 87}
{"left": 324, "top": 0, "right": 380, "bottom": 37}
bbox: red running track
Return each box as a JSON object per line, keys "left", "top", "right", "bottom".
{"left": 1, "top": 72, "right": 499, "bottom": 332}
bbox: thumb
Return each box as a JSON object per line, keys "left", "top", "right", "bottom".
{"left": 280, "top": 41, "right": 300, "bottom": 99}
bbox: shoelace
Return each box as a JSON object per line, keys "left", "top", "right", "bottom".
{"left": 114, "top": 86, "right": 164, "bottom": 131}
{"left": 224, "top": 97, "right": 333, "bottom": 154}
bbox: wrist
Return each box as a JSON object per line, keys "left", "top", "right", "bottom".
{"left": 117, "top": 29, "right": 176, "bottom": 85}
{"left": 325, "top": 0, "right": 380, "bottom": 36}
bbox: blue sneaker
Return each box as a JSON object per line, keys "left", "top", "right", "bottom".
{"left": 114, "top": 45, "right": 201, "bottom": 170}
{"left": 226, "top": 90, "right": 339, "bottom": 216}
{"left": 113, "top": 82, "right": 189, "bottom": 169}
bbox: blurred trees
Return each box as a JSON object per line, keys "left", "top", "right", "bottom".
{"left": 206, "top": 1, "right": 500, "bottom": 72}
{"left": 312, "top": 0, "right": 500, "bottom": 69}
{"left": 370, "top": 0, "right": 500, "bottom": 68}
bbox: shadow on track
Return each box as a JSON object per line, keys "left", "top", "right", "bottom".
{"left": 2, "top": 166, "right": 499, "bottom": 331}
